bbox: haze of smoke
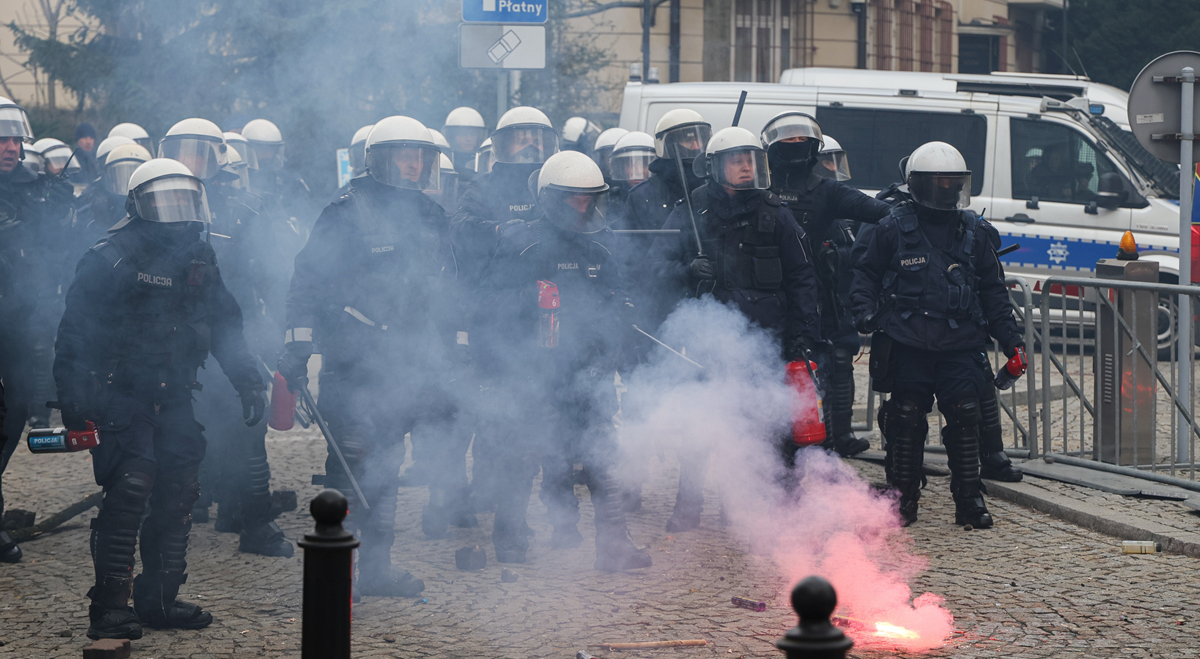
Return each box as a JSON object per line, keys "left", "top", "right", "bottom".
{"left": 617, "top": 298, "right": 953, "bottom": 652}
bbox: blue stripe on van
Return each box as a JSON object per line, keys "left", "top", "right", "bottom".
{"left": 996, "top": 233, "right": 1123, "bottom": 272}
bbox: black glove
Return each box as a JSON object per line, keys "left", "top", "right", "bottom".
{"left": 783, "top": 335, "right": 814, "bottom": 363}
{"left": 277, "top": 340, "right": 313, "bottom": 392}
{"left": 1004, "top": 341, "right": 1025, "bottom": 359}
{"left": 60, "top": 401, "right": 91, "bottom": 432}
{"left": 689, "top": 257, "right": 716, "bottom": 280}
{"left": 240, "top": 387, "right": 267, "bottom": 427}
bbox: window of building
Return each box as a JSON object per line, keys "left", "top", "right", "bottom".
{"left": 1010, "top": 119, "right": 1120, "bottom": 205}
{"left": 814, "top": 106, "right": 988, "bottom": 193}
{"left": 732, "top": 0, "right": 808, "bottom": 82}
{"left": 959, "top": 34, "right": 1001, "bottom": 74}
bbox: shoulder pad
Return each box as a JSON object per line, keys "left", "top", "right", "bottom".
{"left": 763, "top": 191, "right": 781, "bottom": 207}
{"left": 331, "top": 190, "right": 353, "bottom": 206}
{"left": 92, "top": 233, "right": 133, "bottom": 266}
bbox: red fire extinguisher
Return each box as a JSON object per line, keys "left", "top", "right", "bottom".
{"left": 537, "top": 280, "right": 560, "bottom": 349}
{"left": 786, "top": 360, "right": 826, "bottom": 446}
{"left": 268, "top": 371, "right": 298, "bottom": 431}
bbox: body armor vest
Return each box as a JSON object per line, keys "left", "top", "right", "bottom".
{"left": 708, "top": 195, "right": 784, "bottom": 293}
{"left": 881, "top": 202, "right": 984, "bottom": 329}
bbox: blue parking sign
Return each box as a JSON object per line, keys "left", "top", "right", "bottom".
{"left": 462, "top": 0, "right": 547, "bottom": 24}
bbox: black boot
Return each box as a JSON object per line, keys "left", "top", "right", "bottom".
{"left": 238, "top": 448, "right": 293, "bottom": 557}
{"left": 981, "top": 451, "right": 1023, "bottom": 482}
{"left": 135, "top": 468, "right": 212, "bottom": 630}
{"left": 885, "top": 398, "right": 928, "bottom": 527}
{"left": 589, "top": 471, "right": 651, "bottom": 572}
{"left": 944, "top": 398, "right": 995, "bottom": 529}
{"left": 356, "top": 534, "right": 426, "bottom": 597}
{"left": 0, "top": 530, "right": 21, "bottom": 563}
{"left": 492, "top": 453, "right": 537, "bottom": 563}
{"left": 820, "top": 348, "right": 870, "bottom": 457}
{"left": 88, "top": 460, "right": 155, "bottom": 640}
{"left": 620, "top": 483, "right": 643, "bottom": 512}
{"left": 978, "top": 391, "right": 1022, "bottom": 481}
{"left": 665, "top": 449, "right": 707, "bottom": 533}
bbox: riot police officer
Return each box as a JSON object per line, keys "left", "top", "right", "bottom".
{"left": 621, "top": 109, "right": 710, "bottom": 234}
{"left": 53, "top": 158, "right": 266, "bottom": 639}
{"left": 761, "top": 113, "right": 892, "bottom": 458}
{"left": 76, "top": 143, "right": 152, "bottom": 252}
{"left": 850, "top": 141, "right": 1023, "bottom": 528}
{"left": 561, "top": 116, "right": 601, "bottom": 155}
{"left": 107, "top": 123, "right": 154, "bottom": 152}
{"left": 278, "top": 116, "right": 462, "bottom": 597}
{"left": 480, "top": 150, "right": 652, "bottom": 571}
{"left": 161, "top": 118, "right": 295, "bottom": 557}
{"left": 592, "top": 127, "right": 629, "bottom": 225}
{"left": 241, "top": 118, "right": 314, "bottom": 228}
{"left": 648, "top": 127, "right": 820, "bottom": 532}
{"left": 443, "top": 107, "right": 487, "bottom": 178}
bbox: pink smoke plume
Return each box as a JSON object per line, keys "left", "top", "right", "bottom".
{"left": 618, "top": 299, "right": 954, "bottom": 653}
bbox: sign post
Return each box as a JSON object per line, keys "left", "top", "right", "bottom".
{"left": 460, "top": 0, "right": 547, "bottom": 122}
{"left": 1128, "top": 51, "right": 1200, "bottom": 463}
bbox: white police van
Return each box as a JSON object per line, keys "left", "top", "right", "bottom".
{"left": 618, "top": 68, "right": 1183, "bottom": 287}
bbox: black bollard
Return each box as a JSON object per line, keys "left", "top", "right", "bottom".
{"left": 299, "top": 489, "right": 360, "bottom": 659}
{"left": 776, "top": 576, "right": 854, "bottom": 659}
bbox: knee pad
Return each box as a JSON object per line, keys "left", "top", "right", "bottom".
{"left": 890, "top": 397, "right": 928, "bottom": 434}
{"left": 944, "top": 396, "right": 982, "bottom": 431}
{"left": 101, "top": 459, "right": 157, "bottom": 520}
{"left": 155, "top": 467, "right": 202, "bottom": 517}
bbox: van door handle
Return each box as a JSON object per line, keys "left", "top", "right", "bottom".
{"left": 1005, "top": 213, "right": 1035, "bottom": 223}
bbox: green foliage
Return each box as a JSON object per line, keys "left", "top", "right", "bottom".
{"left": 1070, "top": 0, "right": 1200, "bottom": 91}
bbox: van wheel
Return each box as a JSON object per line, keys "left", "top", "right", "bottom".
{"left": 1157, "top": 275, "right": 1178, "bottom": 362}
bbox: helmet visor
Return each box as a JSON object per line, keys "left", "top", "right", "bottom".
{"left": 134, "top": 137, "right": 154, "bottom": 152}
{"left": 711, "top": 149, "right": 770, "bottom": 190}
{"left": 0, "top": 105, "right": 33, "bottom": 140}
{"left": 133, "top": 176, "right": 211, "bottom": 224}
{"left": 476, "top": 146, "right": 495, "bottom": 174}
{"left": 349, "top": 140, "right": 367, "bottom": 172}
{"left": 908, "top": 172, "right": 971, "bottom": 210}
{"left": 24, "top": 150, "right": 45, "bottom": 174}
{"left": 591, "top": 146, "right": 616, "bottom": 178}
{"left": 42, "top": 145, "right": 73, "bottom": 173}
{"left": 427, "top": 170, "right": 460, "bottom": 209}
{"left": 250, "top": 143, "right": 284, "bottom": 170}
{"left": 493, "top": 126, "right": 558, "bottom": 164}
{"left": 103, "top": 159, "right": 143, "bottom": 196}
{"left": 444, "top": 125, "right": 486, "bottom": 154}
{"left": 160, "top": 137, "right": 226, "bottom": 180}
{"left": 816, "top": 151, "right": 851, "bottom": 181}
{"left": 542, "top": 188, "right": 604, "bottom": 233}
{"left": 761, "top": 114, "right": 822, "bottom": 148}
{"left": 228, "top": 140, "right": 258, "bottom": 169}
{"left": 610, "top": 151, "right": 656, "bottom": 183}
{"left": 656, "top": 124, "right": 711, "bottom": 160}
{"left": 367, "top": 143, "right": 440, "bottom": 190}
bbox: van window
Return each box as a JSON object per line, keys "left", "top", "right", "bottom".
{"left": 1011, "top": 118, "right": 1120, "bottom": 205}
{"left": 815, "top": 107, "right": 986, "bottom": 194}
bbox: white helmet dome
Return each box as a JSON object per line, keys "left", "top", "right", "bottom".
{"left": 701, "top": 126, "right": 770, "bottom": 191}
{"left": 428, "top": 128, "right": 453, "bottom": 156}
{"left": 108, "top": 123, "right": 153, "bottom": 151}
{"left": 348, "top": 124, "right": 374, "bottom": 173}
{"left": 475, "top": 137, "right": 495, "bottom": 174}
{"left": 127, "top": 158, "right": 211, "bottom": 224}
{"left": 160, "top": 118, "right": 228, "bottom": 179}
{"left": 904, "top": 141, "right": 971, "bottom": 210}
{"left": 609, "top": 131, "right": 656, "bottom": 184}
{"left": 426, "top": 153, "right": 461, "bottom": 209}
{"left": 96, "top": 135, "right": 135, "bottom": 163}
{"left": 32, "top": 137, "right": 67, "bottom": 152}
{"left": 815, "top": 134, "right": 851, "bottom": 182}
{"left": 594, "top": 128, "right": 628, "bottom": 152}
{"left": 438, "top": 153, "right": 455, "bottom": 173}
{"left": 761, "top": 111, "right": 823, "bottom": 166}
{"left": 493, "top": 106, "right": 557, "bottom": 164}
{"left": 242, "top": 119, "right": 284, "bottom": 146}
{"left": 561, "top": 117, "right": 601, "bottom": 153}
{"left": 533, "top": 151, "right": 608, "bottom": 233}
{"left": 365, "top": 115, "right": 440, "bottom": 190}
{"left": 222, "top": 131, "right": 256, "bottom": 169}
{"left": 0, "top": 96, "right": 34, "bottom": 140}
{"left": 653, "top": 108, "right": 711, "bottom": 159}
{"left": 33, "top": 138, "right": 72, "bottom": 172}
{"left": 102, "top": 143, "right": 153, "bottom": 196}
{"left": 443, "top": 107, "right": 487, "bottom": 156}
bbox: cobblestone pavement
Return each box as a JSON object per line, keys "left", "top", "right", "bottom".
{"left": 2, "top": 424, "right": 1200, "bottom": 659}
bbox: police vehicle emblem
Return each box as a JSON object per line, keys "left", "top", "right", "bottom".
{"left": 1048, "top": 242, "right": 1069, "bottom": 265}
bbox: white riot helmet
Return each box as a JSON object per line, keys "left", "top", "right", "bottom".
{"left": 698, "top": 126, "right": 770, "bottom": 191}
{"left": 0, "top": 97, "right": 34, "bottom": 142}
{"left": 108, "top": 123, "right": 153, "bottom": 151}
{"left": 561, "top": 116, "right": 601, "bottom": 154}
{"left": 475, "top": 137, "right": 495, "bottom": 174}
{"left": 608, "top": 132, "right": 656, "bottom": 185}
{"left": 591, "top": 127, "right": 629, "bottom": 179}
{"left": 126, "top": 158, "right": 211, "bottom": 224}
{"left": 33, "top": 138, "right": 73, "bottom": 174}
{"left": 242, "top": 118, "right": 284, "bottom": 170}
{"left": 426, "top": 153, "right": 460, "bottom": 210}
{"left": 443, "top": 107, "right": 486, "bottom": 155}
{"left": 22, "top": 139, "right": 44, "bottom": 174}
{"left": 348, "top": 124, "right": 374, "bottom": 175}
{"left": 905, "top": 141, "right": 971, "bottom": 210}
{"left": 653, "top": 109, "right": 711, "bottom": 160}
{"left": 365, "top": 116, "right": 440, "bottom": 190}
{"left": 428, "top": 128, "right": 453, "bottom": 157}
{"left": 221, "top": 146, "right": 251, "bottom": 190}
{"left": 223, "top": 132, "right": 257, "bottom": 169}
{"left": 815, "top": 135, "right": 850, "bottom": 182}
{"left": 492, "top": 106, "right": 558, "bottom": 165}
{"left": 102, "top": 143, "right": 153, "bottom": 196}
{"left": 531, "top": 150, "right": 609, "bottom": 233}
{"left": 96, "top": 135, "right": 135, "bottom": 165}
{"left": 159, "top": 118, "right": 228, "bottom": 180}
{"left": 760, "top": 111, "right": 823, "bottom": 166}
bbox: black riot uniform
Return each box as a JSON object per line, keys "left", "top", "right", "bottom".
{"left": 769, "top": 154, "right": 891, "bottom": 459}
{"left": 648, "top": 183, "right": 821, "bottom": 531}
{"left": 479, "top": 211, "right": 651, "bottom": 572}
{"left": 191, "top": 181, "right": 299, "bottom": 556}
{"left": 851, "top": 201, "right": 1022, "bottom": 527}
{"left": 54, "top": 213, "right": 264, "bottom": 639}
{"left": 282, "top": 173, "right": 462, "bottom": 597}
{"left": 74, "top": 184, "right": 127, "bottom": 254}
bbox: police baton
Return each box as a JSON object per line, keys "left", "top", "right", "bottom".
{"left": 673, "top": 151, "right": 705, "bottom": 258}
{"left": 996, "top": 243, "right": 1020, "bottom": 257}
{"left": 632, "top": 324, "right": 705, "bottom": 370}
{"left": 295, "top": 378, "right": 370, "bottom": 511}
